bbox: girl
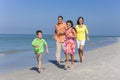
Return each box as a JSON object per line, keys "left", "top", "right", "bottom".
{"left": 64, "top": 20, "right": 76, "bottom": 69}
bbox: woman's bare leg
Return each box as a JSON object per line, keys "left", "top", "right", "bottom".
{"left": 78, "top": 45, "right": 84, "bottom": 63}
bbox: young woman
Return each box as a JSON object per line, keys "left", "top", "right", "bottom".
{"left": 64, "top": 20, "right": 76, "bottom": 69}
{"left": 75, "top": 17, "right": 89, "bottom": 63}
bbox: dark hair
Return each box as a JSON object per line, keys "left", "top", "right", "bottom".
{"left": 36, "top": 30, "right": 42, "bottom": 35}
{"left": 77, "top": 17, "right": 84, "bottom": 25}
{"left": 58, "top": 16, "right": 63, "bottom": 19}
{"left": 66, "top": 20, "right": 73, "bottom": 27}
{"left": 66, "top": 20, "right": 76, "bottom": 32}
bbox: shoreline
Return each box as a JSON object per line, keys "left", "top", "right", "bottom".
{"left": 0, "top": 37, "right": 119, "bottom": 73}
{"left": 0, "top": 37, "right": 120, "bottom": 80}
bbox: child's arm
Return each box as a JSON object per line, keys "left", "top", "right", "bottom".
{"left": 46, "top": 45, "right": 49, "bottom": 54}
{"left": 32, "top": 39, "right": 39, "bottom": 48}
{"left": 32, "top": 45, "right": 39, "bottom": 48}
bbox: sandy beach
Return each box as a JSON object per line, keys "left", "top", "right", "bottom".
{"left": 0, "top": 54, "right": 4, "bottom": 57}
{"left": 0, "top": 38, "right": 120, "bottom": 80}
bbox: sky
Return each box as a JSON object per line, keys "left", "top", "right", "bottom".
{"left": 0, "top": 0, "right": 120, "bottom": 36}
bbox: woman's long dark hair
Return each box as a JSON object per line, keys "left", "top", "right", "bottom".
{"left": 77, "top": 17, "right": 84, "bottom": 25}
{"left": 66, "top": 20, "right": 76, "bottom": 32}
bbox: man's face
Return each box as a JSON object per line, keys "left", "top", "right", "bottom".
{"left": 58, "top": 17, "right": 63, "bottom": 23}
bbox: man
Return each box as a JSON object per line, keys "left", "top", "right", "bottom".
{"left": 53, "top": 16, "right": 66, "bottom": 65}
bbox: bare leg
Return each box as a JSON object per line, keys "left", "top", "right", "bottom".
{"left": 37, "top": 54, "right": 43, "bottom": 73}
{"left": 78, "top": 49, "right": 82, "bottom": 63}
{"left": 70, "top": 54, "right": 74, "bottom": 68}
{"left": 56, "top": 42, "right": 61, "bottom": 64}
{"left": 80, "top": 45, "right": 84, "bottom": 56}
{"left": 78, "top": 45, "right": 84, "bottom": 63}
{"left": 70, "top": 54, "right": 74, "bottom": 65}
{"left": 36, "top": 55, "right": 39, "bottom": 63}
{"left": 64, "top": 53, "right": 69, "bottom": 69}
{"left": 79, "top": 45, "right": 84, "bottom": 63}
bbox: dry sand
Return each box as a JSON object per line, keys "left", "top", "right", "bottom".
{"left": 0, "top": 38, "right": 120, "bottom": 80}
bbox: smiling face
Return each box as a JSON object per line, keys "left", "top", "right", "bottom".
{"left": 37, "top": 32, "right": 42, "bottom": 39}
{"left": 66, "top": 22, "right": 72, "bottom": 28}
{"left": 58, "top": 17, "right": 63, "bottom": 24}
{"left": 79, "top": 18, "right": 83, "bottom": 25}
{"left": 77, "top": 17, "right": 84, "bottom": 25}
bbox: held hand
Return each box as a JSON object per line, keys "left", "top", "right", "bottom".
{"left": 57, "top": 30, "right": 65, "bottom": 36}
{"left": 33, "top": 45, "right": 39, "bottom": 48}
{"left": 59, "top": 30, "right": 64, "bottom": 34}
{"left": 67, "top": 35, "right": 76, "bottom": 38}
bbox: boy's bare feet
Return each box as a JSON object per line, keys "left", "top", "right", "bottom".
{"left": 38, "top": 68, "right": 42, "bottom": 73}
{"left": 57, "top": 61, "right": 61, "bottom": 65}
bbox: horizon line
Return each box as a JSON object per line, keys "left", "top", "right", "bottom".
{"left": 0, "top": 33, "right": 120, "bottom": 37}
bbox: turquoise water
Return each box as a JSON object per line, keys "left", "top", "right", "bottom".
{"left": 0, "top": 34, "right": 118, "bottom": 74}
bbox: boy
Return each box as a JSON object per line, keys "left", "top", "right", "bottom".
{"left": 32, "top": 30, "right": 48, "bottom": 73}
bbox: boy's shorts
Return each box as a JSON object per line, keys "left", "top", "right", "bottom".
{"left": 36, "top": 53, "right": 43, "bottom": 61}
{"left": 35, "top": 52, "right": 43, "bottom": 54}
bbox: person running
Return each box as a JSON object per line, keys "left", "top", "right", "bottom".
{"left": 63, "top": 20, "right": 76, "bottom": 70}
{"left": 53, "top": 16, "right": 67, "bottom": 65}
{"left": 32, "top": 30, "right": 49, "bottom": 73}
{"left": 75, "top": 17, "right": 89, "bottom": 63}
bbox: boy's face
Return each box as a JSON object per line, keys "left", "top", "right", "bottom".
{"left": 37, "top": 32, "right": 42, "bottom": 39}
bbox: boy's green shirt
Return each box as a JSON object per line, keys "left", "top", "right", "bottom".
{"left": 32, "top": 38, "right": 47, "bottom": 54}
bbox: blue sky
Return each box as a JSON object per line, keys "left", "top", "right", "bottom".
{"left": 0, "top": 0, "right": 120, "bottom": 36}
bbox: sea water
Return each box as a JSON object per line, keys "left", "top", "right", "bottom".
{"left": 0, "top": 34, "right": 118, "bottom": 74}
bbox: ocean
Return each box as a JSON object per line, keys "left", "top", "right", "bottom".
{"left": 0, "top": 34, "right": 118, "bottom": 74}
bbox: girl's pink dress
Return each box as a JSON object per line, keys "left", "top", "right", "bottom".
{"left": 63, "top": 27, "right": 76, "bottom": 55}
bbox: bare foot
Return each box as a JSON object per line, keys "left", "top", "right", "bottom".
{"left": 70, "top": 64, "right": 74, "bottom": 69}
{"left": 64, "top": 63, "right": 70, "bottom": 70}
{"left": 80, "top": 57, "right": 83, "bottom": 63}
{"left": 64, "top": 65, "right": 68, "bottom": 70}
{"left": 38, "top": 68, "right": 42, "bottom": 73}
{"left": 82, "top": 55, "right": 85, "bottom": 60}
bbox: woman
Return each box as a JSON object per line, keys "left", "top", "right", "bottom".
{"left": 64, "top": 20, "right": 76, "bottom": 69}
{"left": 75, "top": 17, "right": 89, "bottom": 63}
